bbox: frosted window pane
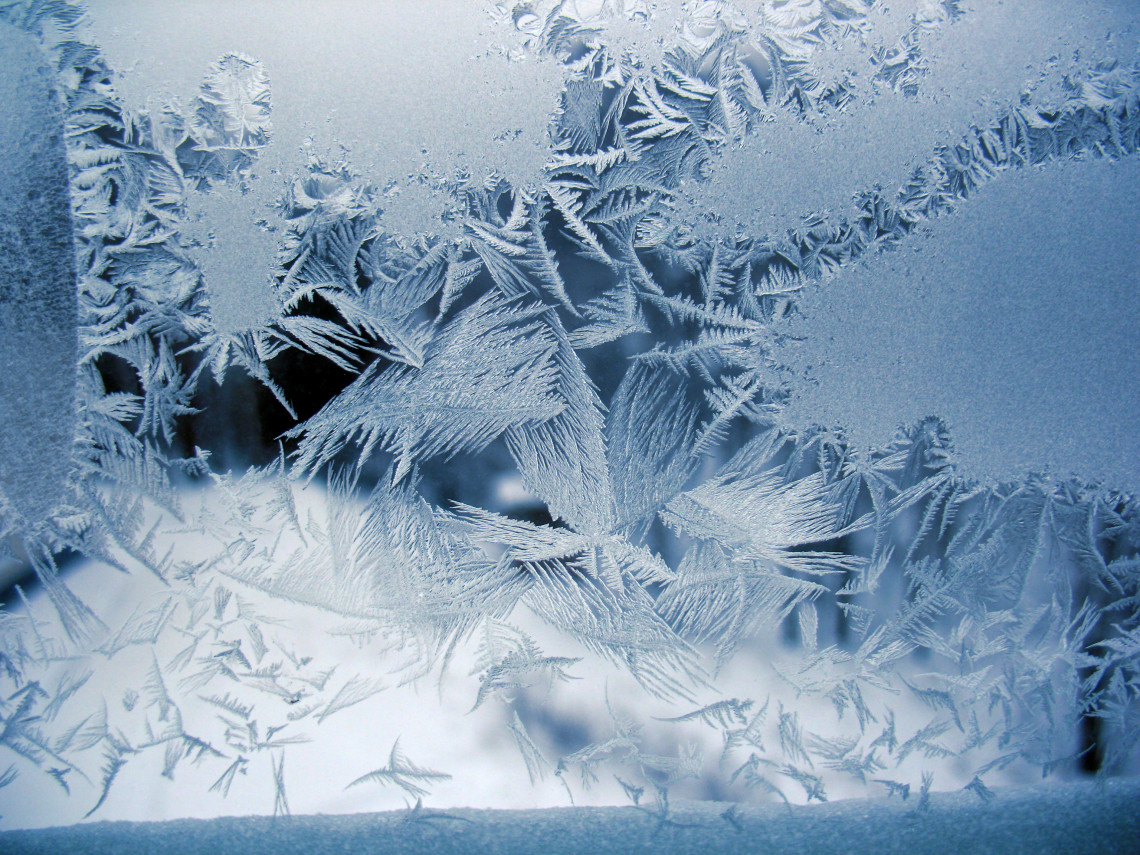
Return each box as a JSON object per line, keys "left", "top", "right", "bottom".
{"left": 0, "top": 2, "right": 1138, "bottom": 849}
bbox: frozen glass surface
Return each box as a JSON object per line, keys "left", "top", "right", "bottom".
{"left": 0, "top": 1, "right": 1138, "bottom": 848}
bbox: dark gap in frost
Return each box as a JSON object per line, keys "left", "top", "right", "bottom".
{"left": 501, "top": 504, "right": 562, "bottom": 529}
{"left": 182, "top": 369, "right": 279, "bottom": 472}
{"left": 93, "top": 352, "right": 141, "bottom": 400}
{"left": 263, "top": 337, "right": 356, "bottom": 425}
{"left": 495, "top": 189, "right": 514, "bottom": 222}
{"left": 1079, "top": 713, "right": 1103, "bottom": 774}
{"left": 416, "top": 438, "right": 520, "bottom": 512}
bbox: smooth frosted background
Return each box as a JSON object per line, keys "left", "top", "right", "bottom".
{"left": 782, "top": 156, "right": 1140, "bottom": 488}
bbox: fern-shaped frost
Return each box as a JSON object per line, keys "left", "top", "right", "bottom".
{"left": 290, "top": 294, "right": 564, "bottom": 480}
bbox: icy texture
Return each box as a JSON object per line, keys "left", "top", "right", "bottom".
{"left": 83, "top": 0, "right": 565, "bottom": 234}
{"left": 183, "top": 184, "right": 281, "bottom": 335}
{"left": 781, "top": 156, "right": 1140, "bottom": 488}
{"left": 675, "top": 0, "right": 1140, "bottom": 236}
{"left": 179, "top": 56, "right": 280, "bottom": 334}
{"left": 1, "top": 0, "right": 1139, "bottom": 836}
{"left": 2, "top": 778, "right": 1139, "bottom": 855}
{"left": 0, "top": 22, "right": 77, "bottom": 527}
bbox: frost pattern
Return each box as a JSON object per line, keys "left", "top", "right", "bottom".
{"left": 0, "top": 0, "right": 1139, "bottom": 830}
